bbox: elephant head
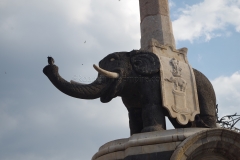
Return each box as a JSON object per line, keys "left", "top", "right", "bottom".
{"left": 43, "top": 50, "right": 160, "bottom": 103}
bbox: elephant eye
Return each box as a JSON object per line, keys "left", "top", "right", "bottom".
{"left": 110, "top": 58, "right": 115, "bottom": 62}
{"left": 134, "top": 60, "right": 141, "bottom": 65}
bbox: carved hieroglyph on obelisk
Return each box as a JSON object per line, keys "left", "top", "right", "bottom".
{"left": 139, "top": 0, "right": 200, "bottom": 125}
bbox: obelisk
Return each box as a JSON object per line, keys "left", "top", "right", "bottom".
{"left": 139, "top": 0, "right": 200, "bottom": 126}
{"left": 139, "top": 0, "right": 176, "bottom": 50}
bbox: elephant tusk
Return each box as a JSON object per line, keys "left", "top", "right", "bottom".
{"left": 93, "top": 64, "right": 119, "bottom": 79}
{"left": 70, "top": 80, "right": 84, "bottom": 85}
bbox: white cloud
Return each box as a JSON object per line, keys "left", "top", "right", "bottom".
{"left": 64, "top": 0, "right": 92, "bottom": 24}
{"left": 0, "top": 0, "right": 92, "bottom": 24}
{"left": 169, "top": 0, "right": 175, "bottom": 8}
{"left": 211, "top": 71, "right": 240, "bottom": 128}
{"left": 173, "top": 0, "right": 240, "bottom": 42}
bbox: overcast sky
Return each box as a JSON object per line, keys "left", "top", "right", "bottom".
{"left": 1, "top": 0, "right": 240, "bottom": 159}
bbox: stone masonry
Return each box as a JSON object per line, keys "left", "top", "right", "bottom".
{"left": 139, "top": 0, "right": 176, "bottom": 50}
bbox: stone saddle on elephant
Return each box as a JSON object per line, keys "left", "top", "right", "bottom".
{"left": 43, "top": 50, "right": 217, "bottom": 135}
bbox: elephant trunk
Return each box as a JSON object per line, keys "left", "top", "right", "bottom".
{"left": 43, "top": 65, "right": 107, "bottom": 99}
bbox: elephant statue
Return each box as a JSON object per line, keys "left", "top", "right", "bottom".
{"left": 43, "top": 50, "right": 217, "bottom": 135}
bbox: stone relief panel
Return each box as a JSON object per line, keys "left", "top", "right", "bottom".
{"left": 147, "top": 40, "right": 200, "bottom": 125}
{"left": 165, "top": 58, "right": 189, "bottom": 115}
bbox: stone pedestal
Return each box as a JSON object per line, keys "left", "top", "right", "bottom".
{"left": 92, "top": 128, "right": 240, "bottom": 160}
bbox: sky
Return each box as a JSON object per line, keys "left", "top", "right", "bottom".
{"left": 1, "top": 0, "right": 240, "bottom": 159}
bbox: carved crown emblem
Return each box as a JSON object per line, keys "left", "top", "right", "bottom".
{"left": 170, "top": 58, "right": 182, "bottom": 77}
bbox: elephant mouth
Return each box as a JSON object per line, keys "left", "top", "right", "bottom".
{"left": 101, "top": 70, "right": 124, "bottom": 103}
{"left": 100, "top": 80, "right": 119, "bottom": 103}
{"left": 93, "top": 65, "right": 123, "bottom": 103}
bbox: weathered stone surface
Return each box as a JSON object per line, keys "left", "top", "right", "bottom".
{"left": 97, "top": 151, "right": 125, "bottom": 160}
{"left": 139, "top": 0, "right": 176, "bottom": 49}
{"left": 124, "top": 151, "right": 173, "bottom": 160}
{"left": 92, "top": 139, "right": 128, "bottom": 160}
{"left": 115, "top": 151, "right": 125, "bottom": 159}
{"left": 92, "top": 128, "right": 207, "bottom": 160}
{"left": 184, "top": 139, "right": 203, "bottom": 157}
{"left": 140, "top": 14, "right": 175, "bottom": 50}
{"left": 183, "top": 128, "right": 206, "bottom": 138}
{"left": 170, "top": 129, "right": 240, "bottom": 160}
{"left": 139, "top": 0, "right": 170, "bottom": 21}
{"left": 142, "top": 142, "right": 179, "bottom": 153}
{"left": 125, "top": 146, "right": 143, "bottom": 157}
{"left": 93, "top": 129, "right": 240, "bottom": 160}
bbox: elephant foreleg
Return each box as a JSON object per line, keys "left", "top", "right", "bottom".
{"left": 140, "top": 77, "right": 166, "bottom": 133}
{"left": 128, "top": 108, "right": 143, "bottom": 135}
{"left": 141, "top": 103, "right": 166, "bottom": 133}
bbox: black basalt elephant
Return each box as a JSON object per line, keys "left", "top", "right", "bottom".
{"left": 43, "top": 50, "right": 217, "bottom": 135}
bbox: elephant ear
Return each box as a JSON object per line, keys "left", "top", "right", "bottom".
{"left": 130, "top": 51, "right": 160, "bottom": 75}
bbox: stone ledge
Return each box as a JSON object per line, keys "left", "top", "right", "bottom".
{"left": 92, "top": 128, "right": 208, "bottom": 160}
